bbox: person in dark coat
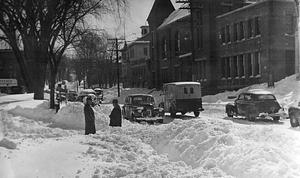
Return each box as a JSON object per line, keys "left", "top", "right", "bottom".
{"left": 109, "top": 99, "right": 122, "bottom": 127}
{"left": 84, "top": 96, "right": 96, "bottom": 135}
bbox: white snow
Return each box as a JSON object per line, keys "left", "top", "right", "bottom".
{"left": 151, "top": 118, "right": 300, "bottom": 178}
{"left": 0, "top": 93, "right": 33, "bottom": 105}
{"left": 52, "top": 102, "right": 109, "bottom": 131}
{"left": 0, "top": 75, "right": 300, "bottom": 177}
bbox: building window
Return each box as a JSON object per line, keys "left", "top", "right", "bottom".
{"left": 184, "top": 87, "right": 188, "bottom": 94}
{"left": 226, "top": 25, "right": 231, "bottom": 43}
{"left": 221, "top": 58, "right": 226, "bottom": 78}
{"left": 130, "top": 48, "right": 134, "bottom": 58}
{"left": 221, "top": 27, "right": 226, "bottom": 44}
{"left": 247, "top": 19, "right": 253, "bottom": 38}
{"left": 254, "top": 17, "right": 261, "bottom": 36}
{"left": 201, "top": 61, "right": 206, "bottom": 79}
{"left": 232, "top": 56, "right": 238, "bottom": 78}
{"left": 144, "top": 47, "right": 148, "bottom": 56}
{"left": 233, "top": 23, "right": 238, "bottom": 42}
{"left": 287, "top": 14, "right": 296, "bottom": 35}
{"left": 239, "top": 21, "right": 245, "bottom": 40}
{"left": 175, "top": 31, "right": 181, "bottom": 54}
{"left": 196, "top": 10, "right": 203, "bottom": 25}
{"left": 226, "top": 57, "right": 230, "bottom": 78}
{"left": 162, "top": 37, "right": 167, "bottom": 58}
{"left": 247, "top": 53, "right": 253, "bottom": 77}
{"left": 197, "top": 27, "right": 203, "bottom": 49}
{"left": 238, "top": 55, "right": 245, "bottom": 77}
{"left": 253, "top": 52, "right": 261, "bottom": 76}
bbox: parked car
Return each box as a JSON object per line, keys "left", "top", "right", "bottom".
{"left": 226, "top": 89, "right": 282, "bottom": 121}
{"left": 288, "top": 103, "right": 300, "bottom": 127}
{"left": 94, "top": 88, "right": 104, "bottom": 102}
{"left": 122, "top": 94, "right": 163, "bottom": 122}
{"left": 76, "top": 89, "right": 99, "bottom": 105}
{"left": 161, "top": 82, "right": 204, "bottom": 117}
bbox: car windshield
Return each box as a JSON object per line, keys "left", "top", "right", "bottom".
{"left": 256, "top": 94, "right": 276, "bottom": 100}
{"left": 132, "top": 96, "right": 154, "bottom": 105}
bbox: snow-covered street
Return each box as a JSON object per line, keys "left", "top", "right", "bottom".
{"left": 1, "top": 75, "right": 300, "bottom": 178}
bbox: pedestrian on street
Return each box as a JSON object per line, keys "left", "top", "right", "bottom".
{"left": 109, "top": 99, "right": 122, "bottom": 127}
{"left": 84, "top": 96, "right": 96, "bottom": 135}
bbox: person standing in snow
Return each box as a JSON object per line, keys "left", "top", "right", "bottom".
{"left": 84, "top": 96, "right": 96, "bottom": 135}
{"left": 109, "top": 99, "right": 122, "bottom": 127}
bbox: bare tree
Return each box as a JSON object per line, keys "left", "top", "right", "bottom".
{"left": 74, "top": 29, "right": 108, "bottom": 88}
{"left": 0, "top": 0, "right": 127, "bottom": 107}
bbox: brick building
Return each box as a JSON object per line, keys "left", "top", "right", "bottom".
{"left": 216, "top": 0, "right": 295, "bottom": 91}
{"left": 147, "top": 0, "right": 295, "bottom": 94}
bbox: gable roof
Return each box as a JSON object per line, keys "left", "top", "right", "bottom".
{"left": 147, "top": 0, "right": 175, "bottom": 22}
{"left": 158, "top": 4, "right": 190, "bottom": 30}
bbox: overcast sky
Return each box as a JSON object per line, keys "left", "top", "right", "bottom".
{"left": 89, "top": 0, "right": 180, "bottom": 41}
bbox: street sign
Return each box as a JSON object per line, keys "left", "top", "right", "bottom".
{"left": 0, "top": 79, "right": 18, "bottom": 87}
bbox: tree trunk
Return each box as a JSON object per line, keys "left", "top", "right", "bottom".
{"left": 49, "top": 70, "right": 56, "bottom": 109}
{"left": 32, "top": 61, "right": 47, "bottom": 100}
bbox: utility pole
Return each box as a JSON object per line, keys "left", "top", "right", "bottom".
{"left": 177, "top": 0, "right": 201, "bottom": 81}
{"left": 295, "top": 0, "right": 300, "bottom": 80}
{"left": 108, "top": 38, "right": 125, "bottom": 97}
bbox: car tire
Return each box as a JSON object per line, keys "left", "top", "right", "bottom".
{"left": 272, "top": 116, "right": 280, "bottom": 122}
{"left": 290, "top": 114, "right": 299, "bottom": 128}
{"left": 194, "top": 111, "right": 200, "bottom": 117}
{"left": 131, "top": 114, "right": 136, "bottom": 122}
{"left": 246, "top": 114, "right": 256, "bottom": 122}
{"left": 227, "top": 109, "right": 234, "bottom": 118}
{"left": 170, "top": 107, "right": 176, "bottom": 118}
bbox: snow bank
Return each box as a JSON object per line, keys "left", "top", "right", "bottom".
{"left": 0, "top": 111, "right": 72, "bottom": 139}
{"left": 0, "top": 93, "right": 33, "bottom": 104}
{"left": 6, "top": 100, "right": 55, "bottom": 122}
{"left": 52, "top": 102, "right": 109, "bottom": 130}
{"left": 203, "top": 75, "right": 300, "bottom": 109}
{"left": 151, "top": 118, "right": 300, "bottom": 178}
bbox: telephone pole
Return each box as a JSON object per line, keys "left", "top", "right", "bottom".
{"left": 177, "top": 0, "right": 202, "bottom": 81}
{"left": 108, "top": 38, "right": 125, "bottom": 97}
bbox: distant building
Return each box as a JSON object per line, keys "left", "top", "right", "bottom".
{"left": 122, "top": 26, "right": 151, "bottom": 88}
{"left": 147, "top": 0, "right": 295, "bottom": 94}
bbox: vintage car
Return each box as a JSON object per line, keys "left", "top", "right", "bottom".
{"left": 94, "top": 88, "right": 104, "bottom": 102}
{"left": 76, "top": 89, "right": 99, "bottom": 105}
{"left": 226, "top": 89, "right": 282, "bottom": 121}
{"left": 161, "top": 82, "right": 204, "bottom": 117}
{"left": 122, "top": 94, "right": 163, "bottom": 122}
{"left": 66, "top": 91, "right": 78, "bottom": 102}
{"left": 288, "top": 102, "right": 300, "bottom": 127}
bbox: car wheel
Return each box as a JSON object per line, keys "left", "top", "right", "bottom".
{"left": 227, "top": 109, "right": 234, "bottom": 118}
{"left": 131, "top": 114, "right": 136, "bottom": 122}
{"left": 272, "top": 116, "right": 280, "bottom": 122}
{"left": 290, "top": 114, "right": 299, "bottom": 127}
{"left": 170, "top": 107, "right": 176, "bottom": 118}
{"left": 194, "top": 111, "right": 200, "bottom": 117}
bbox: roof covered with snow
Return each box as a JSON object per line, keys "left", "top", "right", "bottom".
{"left": 245, "top": 89, "right": 273, "bottom": 95}
{"left": 164, "top": 82, "right": 201, "bottom": 86}
{"left": 158, "top": 4, "right": 190, "bottom": 30}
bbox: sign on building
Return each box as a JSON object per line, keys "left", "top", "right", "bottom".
{"left": 0, "top": 79, "right": 18, "bottom": 87}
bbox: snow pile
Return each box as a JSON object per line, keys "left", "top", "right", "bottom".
{"left": 203, "top": 75, "right": 300, "bottom": 109}
{"left": 151, "top": 118, "right": 300, "bottom": 178}
{"left": 6, "top": 100, "right": 55, "bottom": 122}
{"left": 52, "top": 102, "right": 109, "bottom": 130}
{"left": 0, "top": 94, "right": 33, "bottom": 105}
{"left": 0, "top": 111, "right": 72, "bottom": 139}
{"left": 79, "top": 131, "right": 230, "bottom": 178}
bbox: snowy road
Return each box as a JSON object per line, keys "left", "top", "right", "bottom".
{"left": 1, "top": 93, "right": 300, "bottom": 177}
